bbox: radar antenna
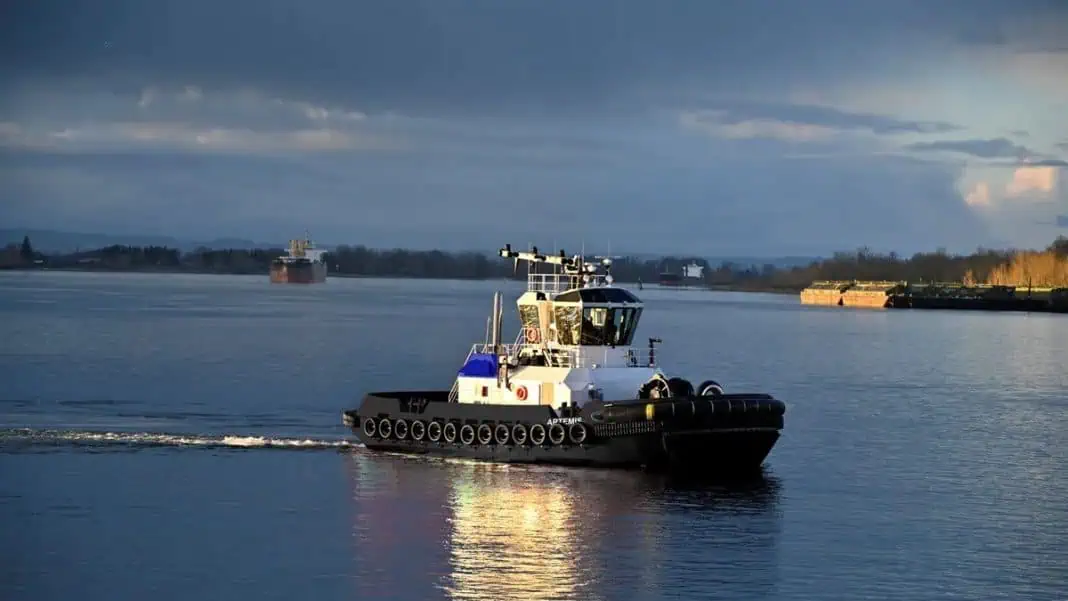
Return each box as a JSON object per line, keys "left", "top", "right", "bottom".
{"left": 500, "top": 244, "right": 577, "bottom": 269}
{"left": 500, "top": 243, "right": 621, "bottom": 289}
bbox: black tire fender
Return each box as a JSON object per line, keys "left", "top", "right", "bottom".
{"left": 697, "top": 379, "right": 724, "bottom": 397}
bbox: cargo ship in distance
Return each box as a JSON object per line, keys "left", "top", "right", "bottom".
{"left": 342, "top": 244, "right": 787, "bottom": 473}
{"left": 269, "top": 235, "right": 327, "bottom": 284}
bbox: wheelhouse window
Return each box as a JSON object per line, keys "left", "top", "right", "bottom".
{"left": 616, "top": 307, "right": 642, "bottom": 345}
{"left": 518, "top": 305, "right": 540, "bottom": 331}
{"left": 553, "top": 304, "right": 642, "bottom": 347}
{"left": 554, "top": 305, "right": 581, "bottom": 345}
{"left": 579, "top": 306, "right": 642, "bottom": 346}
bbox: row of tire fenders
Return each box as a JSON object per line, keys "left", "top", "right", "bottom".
{"left": 361, "top": 417, "right": 589, "bottom": 446}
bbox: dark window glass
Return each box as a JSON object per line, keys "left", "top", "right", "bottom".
{"left": 554, "top": 306, "right": 581, "bottom": 345}
{"left": 555, "top": 288, "right": 640, "bottom": 303}
{"left": 518, "top": 305, "right": 539, "bottom": 331}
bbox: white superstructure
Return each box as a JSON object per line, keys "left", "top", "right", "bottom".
{"left": 450, "top": 245, "right": 675, "bottom": 409}
{"left": 682, "top": 262, "right": 704, "bottom": 279}
{"left": 279, "top": 236, "right": 326, "bottom": 264}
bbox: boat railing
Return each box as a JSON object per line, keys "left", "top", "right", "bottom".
{"left": 448, "top": 331, "right": 525, "bottom": 402}
{"left": 457, "top": 342, "right": 658, "bottom": 371}
{"left": 547, "top": 345, "right": 658, "bottom": 369}
{"left": 527, "top": 272, "right": 606, "bottom": 294}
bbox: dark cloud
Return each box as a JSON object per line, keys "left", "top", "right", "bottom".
{"left": 0, "top": 145, "right": 996, "bottom": 256}
{"left": 2, "top": 0, "right": 1057, "bottom": 116}
{"left": 2, "top": 0, "right": 1057, "bottom": 255}
{"left": 1023, "top": 159, "right": 1068, "bottom": 167}
{"left": 904, "top": 138, "right": 1032, "bottom": 159}
{"left": 954, "top": 1, "right": 1068, "bottom": 53}
{"left": 684, "top": 100, "right": 960, "bottom": 135}
{"left": 956, "top": 25, "right": 1010, "bottom": 48}
{"left": 1058, "top": 215, "right": 1068, "bottom": 228}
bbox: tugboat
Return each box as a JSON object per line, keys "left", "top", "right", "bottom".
{"left": 342, "top": 245, "right": 786, "bottom": 473}
{"left": 269, "top": 235, "right": 328, "bottom": 284}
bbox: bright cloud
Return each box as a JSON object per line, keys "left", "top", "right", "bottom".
{"left": 1, "top": 85, "right": 397, "bottom": 155}
{"left": 679, "top": 111, "right": 839, "bottom": 142}
{"left": 1006, "top": 165, "right": 1059, "bottom": 198}
{"left": 956, "top": 161, "right": 1067, "bottom": 247}
{"left": 965, "top": 182, "right": 991, "bottom": 207}
{"left": 959, "top": 165, "right": 1063, "bottom": 208}
{"left": 131, "top": 85, "right": 370, "bottom": 128}
{"left": 675, "top": 101, "right": 959, "bottom": 147}
{"left": 0, "top": 121, "right": 393, "bottom": 155}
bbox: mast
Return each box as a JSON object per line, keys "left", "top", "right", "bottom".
{"left": 498, "top": 244, "right": 616, "bottom": 291}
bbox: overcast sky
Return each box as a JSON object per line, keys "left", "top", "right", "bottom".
{"left": 2, "top": 0, "right": 1067, "bottom": 256}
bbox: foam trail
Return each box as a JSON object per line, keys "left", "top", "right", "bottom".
{"left": 0, "top": 428, "right": 362, "bottom": 451}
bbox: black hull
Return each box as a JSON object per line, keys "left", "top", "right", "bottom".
{"left": 343, "top": 390, "right": 785, "bottom": 474}
{"left": 889, "top": 296, "right": 1068, "bottom": 313}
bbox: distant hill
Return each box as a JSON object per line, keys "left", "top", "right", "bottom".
{"left": 0, "top": 229, "right": 286, "bottom": 254}
{"left": 494, "top": 249, "right": 822, "bottom": 269}
{"left": 1, "top": 228, "right": 822, "bottom": 266}
{"left": 618, "top": 252, "right": 822, "bottom": 269}
{"left": 701, "top": 255, "right": 822, "bottom": 269}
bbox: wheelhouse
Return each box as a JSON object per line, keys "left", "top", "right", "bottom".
{"left": 450, "top": 244, "right": 662, "bottom": 405}
{"left": 548, "top": 288, "right": 642, "bottom": 347}
{"left": 512, "top": 267, "right": 644, "bottom": 349}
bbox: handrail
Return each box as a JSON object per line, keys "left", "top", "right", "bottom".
{"left": 527, "top": 272, "right": 606, "bottom": 294}
{"left": 459, "top": 342, "right": 657, "bottom": 369}
{"left": 448, "top": 330, "right": 526, "bottom": 402}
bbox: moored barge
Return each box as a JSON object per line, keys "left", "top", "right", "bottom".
{"left": 800, "top": 280, "right": 1068, "bottom": 313}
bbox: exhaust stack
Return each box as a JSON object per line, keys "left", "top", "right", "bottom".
{"left": 491, "top": 291, "right": 503, "bottom": 353}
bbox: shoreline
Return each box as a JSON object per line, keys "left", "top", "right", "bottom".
{"left": 0, "top": 265, "right": 804, "bottom": 295}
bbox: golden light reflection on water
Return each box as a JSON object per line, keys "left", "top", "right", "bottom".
{"left": 439, "top": 463, "right": 587, "bottom": 601}
{"left": 347, "top": 452, "right": 782, "bottom": 601}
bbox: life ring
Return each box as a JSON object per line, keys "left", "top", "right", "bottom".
{"left": 524, "top": 326, "right": 540, "bottom": 343}
{"left": 516, "top": 385, "right": 529, "bottom": 401}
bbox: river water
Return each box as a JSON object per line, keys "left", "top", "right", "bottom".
{"left": 1, "top": 271, "right": 1066, "bottom": 600}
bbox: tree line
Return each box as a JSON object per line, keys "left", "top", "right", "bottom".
{"left": 3, "top": 235, "right": 1067, "bottom": 290}
{"left": 748, "top": 236, "right": 1068, "bottom": 290}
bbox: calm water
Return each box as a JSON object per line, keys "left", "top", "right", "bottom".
{"left": 1, "top": 271, "right": 1066, "bottom": 601}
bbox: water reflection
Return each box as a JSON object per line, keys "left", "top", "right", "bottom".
{"left": 347, "top": 451, "right": 782, "bottom": 601}
{"left": 441, "top": 464, "right": 583, "bottom": 601}
{"left": 347, "top": 452, "right": 455, "bottom": 601}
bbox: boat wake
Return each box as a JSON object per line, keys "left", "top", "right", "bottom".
{"left": 0, "top": 427, "right": 362, "bottom": 453}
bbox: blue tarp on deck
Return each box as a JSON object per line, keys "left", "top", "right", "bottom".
{"left": 458, "top": 353, "right": 498, "bottom": 377}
